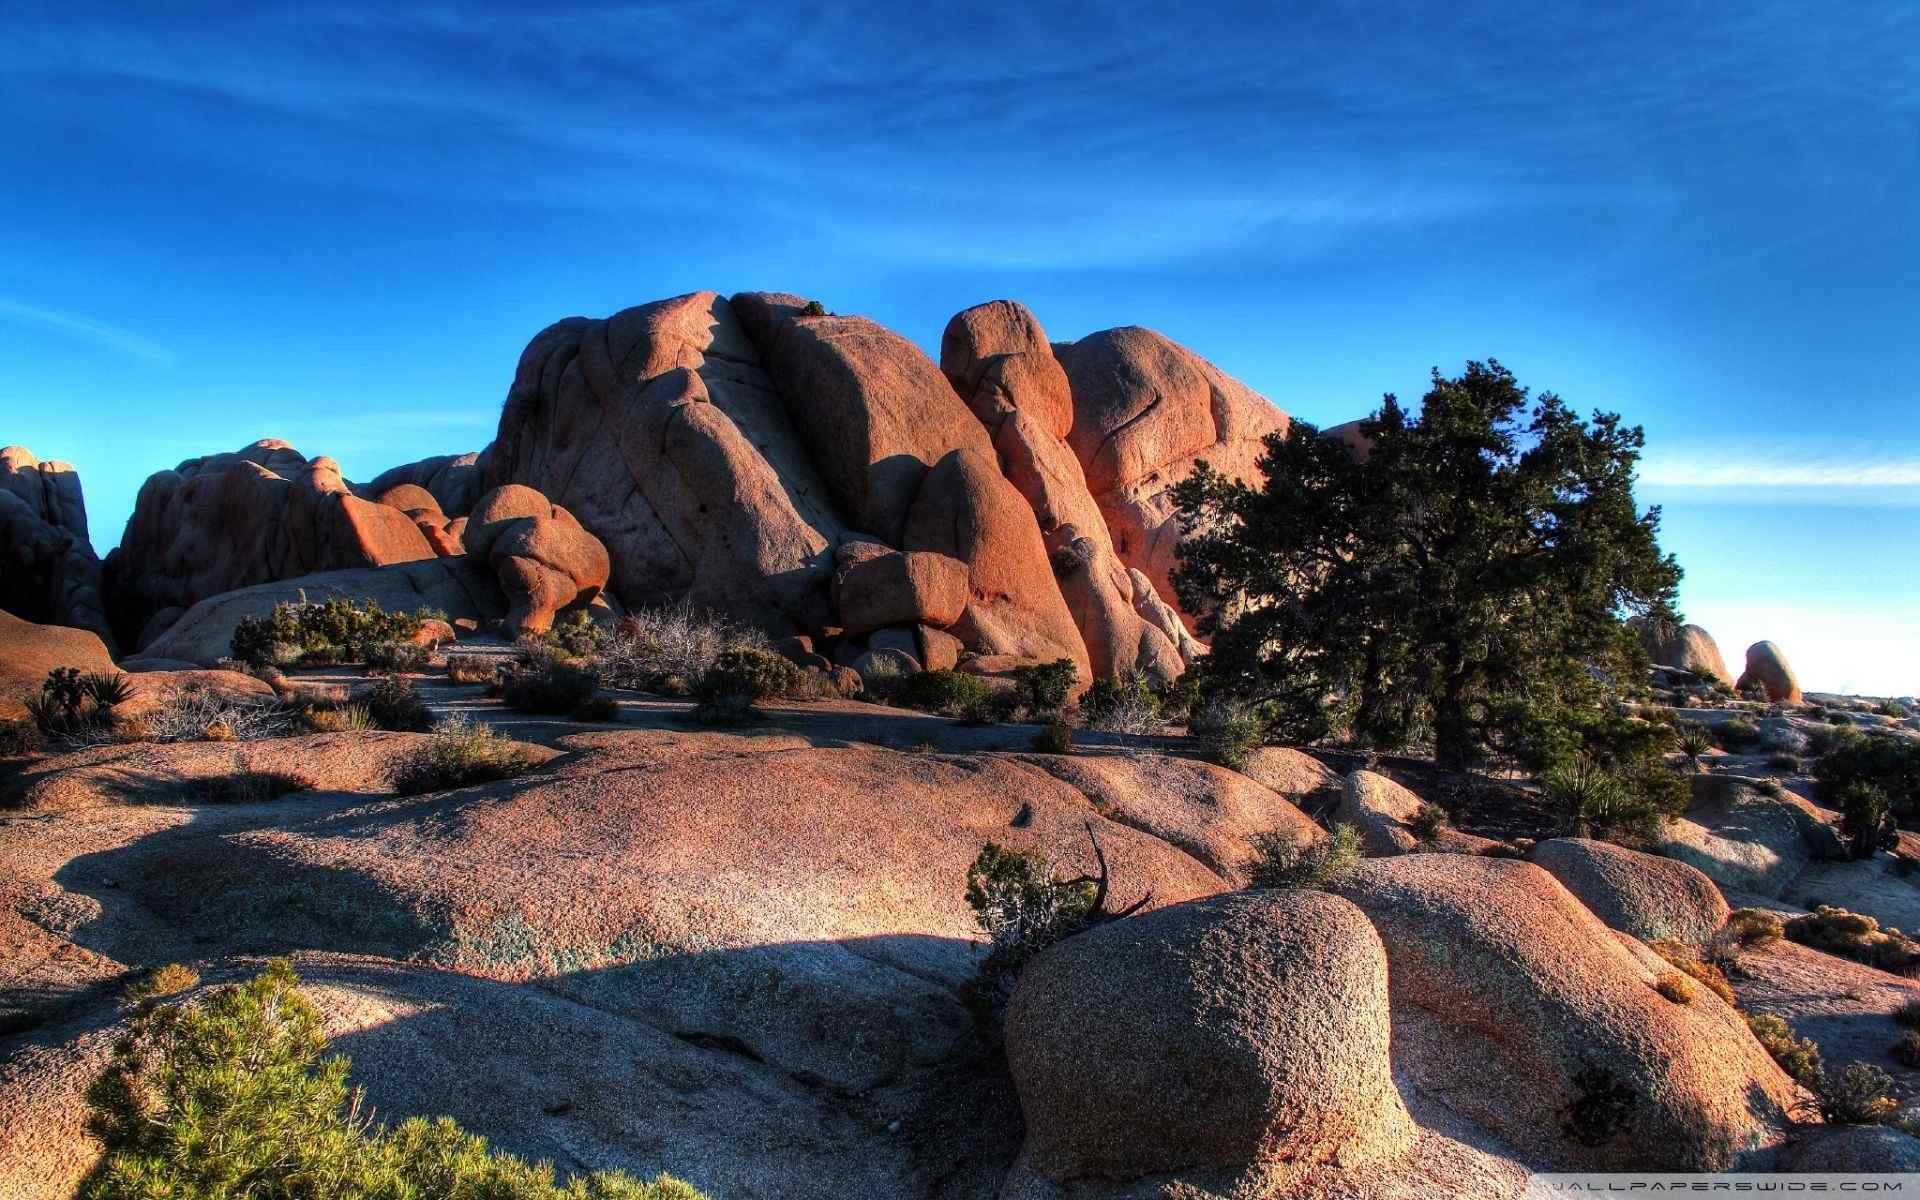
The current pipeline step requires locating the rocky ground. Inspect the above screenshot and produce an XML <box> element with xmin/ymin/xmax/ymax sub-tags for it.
<box><xmin>3</xmin><ymin>642</ymin><xmax>1919</xmax><ymax>1199</ymax></box>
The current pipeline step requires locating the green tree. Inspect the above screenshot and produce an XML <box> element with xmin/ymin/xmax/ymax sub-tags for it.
<box><xmin>1173</xmin><ymin>360</ymin><xmax>1681</xmax><ymax>768</ymax></box>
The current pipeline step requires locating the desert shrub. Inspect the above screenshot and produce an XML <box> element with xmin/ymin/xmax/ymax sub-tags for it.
<box><xmin>1838</xmin><ymin>780</ymin><xmax>1899</xmax><ymax>860</ymax></box>
<box><xmin>83</xmin><ymin>959</ymin><xmax>704</xmax><ymax>1200</ymax></box>
<box><xmin>230</xmin><ymin>598</ymin><xmax>426</xmax><ymax>666</ymax></box>
<box><xmin>1807</xmin><ymin>1061</ymin><xmax>1901</xmax><ymax>1125</ymax></box>
<box><xmin>1674</xmin><ymin>722</ymin><xmax>1714</xmax><ymax>765</ymax></box>
<box><xmin>1893</xmin><ymin>1031</ymin><xmax>1920</xmax><ymax>1068</ymax></box>
<box><xmin>897</xmin><ymin>669</ymin><xmax>994</xmax><ymax>716</ymax></box>
<box><xmin>1808</xmin><ymin>723</ymin><xmax>1865</xmax><ymax>756</ymax></box>
<box><xmin>1030</xmin><ymin>718</ymin><xmax>1074</xmax><ymax>754</ymax></box>
<box><xmin>800</xmin><ymin>298</ymin><xmax>829</xmax><ymax>316</ymax></box>
<box><xmin>957</xmin><ymin>688</ymin><xmax>1019</xmax><ymax>726</ymax></box>
<box><xmin>1785</xmin><ymin>905</ymin><xmax>1920</xmax><ymax>974</ymax></box>
<box><xmin>362</xmin><ymin>641</ymin><xmax>431</xmax><ymax>673</ymax></box>
<box><xmin>1753</xmin><ymin>776</ymin><xmax>1787</xmax><ymax>798</ymax></box>
<box><xmin>597</xmin><ymin>603</ymin><xmax>761</xmax><ymax>693</ymax></box>
<box><xmin>960</xmin><ymin>842</ymin><xmax>1096</xmax><ymax>1028</ymax></box>
<box><xmin>1816</xmin><ymin>735</ymin><xmax>1920</xmax><ymax>824</ymax></box>
<box><xmin>1407</xmin><ymin>802</ymin><xmax>1450</xmax><ymax>844</ymax></box>
<box><xmin>1895</xmin><ymin>999</ymin><xmax>1920</xmax><ymax>1029</ymax></box>
<box><xmin>142</xmin><ymin>685</ymin><xmax>296</xmax><ymax>743</ymax></box>
<box><xmin>692</xmin><ymin>647</ymin><xmax>803</xmax><ymax>711</ymax></box>
<box><xmin>446</xmin><ymin>654</ymin><xmax>499</xmax><ymax>685</ymax></box>
<box><xmin>1009</xmin><ymin>659</ymin><xmax>1077</xmax><ymax>717</ymax></box>
<box><xmin>1714</xmin><ymin>717</ymin><xmax>1761</xmax><ymax>750</ymax></box>
<box><xmin>544</xmin><ymin>609</ymin><xmax>606</xmax><ymax>657</ymax></box>
<box><xmin>503</xmin><ymin>662</ymin><xmax>602</xmax><ymax>716</ymax></box>
<box><xmin>301</xmin><ymin>702</ymin><xmax>374</xmax><ymax>734</ymax></box>
<box><xmin>573</xmin><ymin>695</ymin><xmax>620</xmax><ymax>723</ymax></box>
<box><xmin>1081</xmin><ymin>672</ymin><xmax>1164</xmax><ymax>735</ymax></box>
<box><xmin>1544</xmin><ymin>754</ymin><xmax>1667</xmax><ymax>845</ymax></box>
<box><xmin>362</xmin><ymin>675</ymin><xmax>433</xmax><ymax>732</ymax></box>
<box><xmin>1247</xmin><ymin>823</ymin><xmax>1362</xmax><ymax>890</ymax></box>
<box><xmin>1747</xmin><ymin>1013</ymin><xmax>1823</xmax><ymax>1086</ymax></box>
<box><xmin>1879</xmin><ymin>700</ymin><xmax>1913</xmax><ymax>720</ymax></box>
<box><xmin>1727</xmin><ymin>907</ymin><xmax>1784</xmax><ymax>948</ymax></box>
<box><xmin>1190</xmin><ymin>698</ymin><xmax>1265</xmax><ymax>770</ymax></box>
<box><xmin>1647</xmin><ymin>939</ymin><xmax>1736</xmax><ymax>1005</ymax></box>
<box><xmin>121</xmin><ymin>963</ymin><xmax>199</xmax><ymax>1008</ymax></box>
<box><xmin>393</xmin><ymin>717</ymin><xmax>542</xmax><ymax>796</ymax></box>
<box><xmin>26</xmin><ymin>667</ymin><xmax>131</xmax><ymax>743</ymax></box>
<box><xmin>188</xmin><ymin>770</ymin><xmax>315</xmax><ymax>804</ymax></box>
<box><xmin>1767</xmin><ymin>753</ymin><xmax>1801</xmax><ymax>772</ymax></box>
<box><xmin>1654</xmin><ymin>972</ymin><xmax>1694</xmax><ymax>1004</ymax></box>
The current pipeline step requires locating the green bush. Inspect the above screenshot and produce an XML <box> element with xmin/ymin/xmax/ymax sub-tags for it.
<box><xmin>84</xmin><ymin>959</ymin><xmax>704</xmax><ymax>1199</ymax></box>
<box><xmin>230</xmin><ymin>599</ymin><xmax>426</xmax><ymax>667</ymax></box>
<box><xmin>1746</xmin><ymin>1013</ymin><xmax>1822</xmax><ymax>1086</ymax></box>
<box><xmin>503</xmin><ymin>662</ymin><xmax>602</xmax><ymax>716</ymax></box>
<box><xmin>1785</xmin><ymin>905</ymin><xmax>1920</xmax><ymax>974</ymax></box>
<box><xmin>961</xmin><ymin>842</ymin><xmax>1095</xmax><ymax>1027</ymax></box>
<box><xmin>1838</xmin><ymin>780</ymin><xmax>1899</xmax><ymax>860</ymax></box>
<box><xmin>1674</xmin><ymin>722</ymin><xmax>1714</xmax><ymax>764</ymax></box>
<box><xmin>1808</xmin><ymin>723</ymin><xmax>1864</xmax><ymax>755</ymax></box>
<box><xmin>692</xmin><ymin>647</ymin><xmax>803</xmax><ymax>710</ymax></box>
<box><xmin>1727</xmin><ymin>906</ymin><xmax>1784</xmax><ymax>947</ymax></box>
<box><xmin>393</xmin><ymin>718</ymin><xmax>543</xmax><ymax>796</ymax></box>
<box><xmin>1406</xmin><ymin>802</ymin><xmax>1450</xmax><ymax>844</ymax></box>
<box><xmin>1714</xmin><ymin>717</ymin><xmax>1761</xmax><ymax>750</ymax></box>
<box><xmin>1030</xmin><ymin>718</ymin><xmax>1074</xmax><ymax>754</ymax></box>
<box><xmin>363</xmin><ymin>676</ymin><xmax>433</xmax><ymax>732</ymax></box>
<box><xmin>897</xmin><ymin>669</ymin><xmax>994</xmax><ymax>716</ymax></box>
<box><xmin>1544</xmin><ymin>755</ymin><xmax>1673</xmax><ymax>845</ymax></box>
<box><xmin>26</xmin><ymin>667</ymin><xmax>131</xmax><ymax>743</ymax></box>
<box><xmin>1189</xmin><ymin>698</ymin><xmax>1264</xmax><ymax>769</ymax></box>
<box><xmin>362</xmin><ymin>641</ymin><xmax>431</xmax><ymax>673</ymax></box>
<box><xmin>1816</xmin><ymin>735</ymin><xmax>1920</xmax><ymax>824</ymax></box>
<box><xmin>1080</xmin><ymin>672</ymin><xmax>1164</xmax><ymax>734</ymax></box>
<box><xmin>1807</xmin><ymin>1061</ymin><xmax>1900</xmax><ymax>1125</ymax></box>
<box><xmin>1008</xmin><ymin>659</ymin><xmax>1077</xmax><ymax>717</ymax></box>
<box><xmin>1247</xmin><ymin>823</ymin><xmax>1362</xmax><ymax>889</ymax></box>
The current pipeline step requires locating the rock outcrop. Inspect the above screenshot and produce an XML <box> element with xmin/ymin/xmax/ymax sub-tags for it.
<box><xmin>1004</xmin><ymin>890</ymin><xmax>1414</xmax><ymax>1195</ymax></box>
<box><xmin>462</xmin><ymin>485</ymin><xmax>611</xmax><ymax>636</ymax></box>
<box><xmin>1737</xmin><ymin>641</ymin><xmax>1803</xmax><ymax>704</ymax></box>
<box><xmin>1642</xmin><ymin>622</ymin><xmax>1734</xmax><ymax>688</ymax></box>
<box><xmin>0</xmin><ymin>610</ymin><xmax>116</xmax><ymax>721</ymax></box>
<box><xmin>1333</xmin><ymin>856</ymin><xmax>1798</xmax><ymax>1170</ymax></box>
<box><xmin>1055</xmin><ymin>326</ymin><xmax>1288</xmax><ymax>626</ymax></box>
<box><xmin>0</xmin><ymin>447</ymin><xmax>112</xmax><ymax>648</ymax></box>
<box><xmin>103</xmin><ymin>440</ymin><xmax>445</xmax><ymax>652</ymax></box>
<box><xmin>941</xmin><ymin>302</ymin><xmax>1193</xmax><ymax>682</ymax></box>
<box><xmin>1528</xmin><ymin>837</ymin><xmax>1730</xmax><ymax>947</ymax></box>
<box><xmin>1337</xmin><ymin>770</ymin><xmax>1498</xmax><ymax>856</ymax></box>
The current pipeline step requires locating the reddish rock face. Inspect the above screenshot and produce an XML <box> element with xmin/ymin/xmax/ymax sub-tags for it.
<box><xmin>0</xmin><ymin>446</ymin><xmax>113</xmax><ymax>648</ymax></box>
<box><xmin>466</xmin><ymin>485</ymin><xmax>611</xmax><ymax>636</ymax></box>
<box><xmin>1644</xmin><ymin>622</ymin><xmax>1735</xmax><ymax>688</ymax></box>
<box><xmin>1737</xmin><ymin>640</ymin><xmax>1803</xmax><ymax>703</ymax></box>
<box><xmin>1056</xmin><ymin>326</ymin><xmax>1289</xmax><ymax>625</ymax></box>
<box><xmin>103</xmin><ymin>440</ymin><xmax>439</xmax><ymax>652</ymax></box>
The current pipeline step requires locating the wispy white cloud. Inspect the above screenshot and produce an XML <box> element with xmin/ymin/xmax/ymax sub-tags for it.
<box><xmin>0</xmin><ymin>298</ymin><xmax>176</xmax><ymax>366</ymax></box>
<box><xmin>1641</xmin><ymin>452</ymin><xmax>1920</xmax><ymax>490</ymax></box>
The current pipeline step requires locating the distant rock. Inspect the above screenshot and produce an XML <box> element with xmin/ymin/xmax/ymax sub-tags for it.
<box><xmin>1737</xmin><ymin>641</ymin><xmax>1803</xmax><ymax>703</ymax></box>
<box><xmin>941</xmin><ymin>301</ymin><xmax>1191</xmax><ymax>682</ymax></box>
<box><xmin>102</xmin><ymin>440</ymin><xmax>443</xmax><ymax>652</ymax></box>
<box><xmin>463</xmin><ymin>485</ymin><xmax>611</xmax><ymax>636</ymax></box>
<box><xmin>0</xmin><ymin>446</ymin><xmax>113</xmax><ymax>648</ymax></box>
<box><xmin>1056</xmin><ymin>326</ymin><xmax>1288</xmax><ymax>625</ymax></box>
<box><xmin>0</xmin><ymin>610</ymin><xmax>115</xmax><ymax>721</ymax></box>
<box><xmin>1643</xmin><ymin>622</ymin><xmax>1734</xmax><ymax>689</ymax></box>
<box><xmin>1004</xmin><ymin>890</ymin><xmax>1414</xmax><ymax>1194</ymax></box>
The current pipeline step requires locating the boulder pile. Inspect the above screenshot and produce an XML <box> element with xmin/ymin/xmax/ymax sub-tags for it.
<box><xmin>0</xmin><ymin>447</ymin><xmax>112</xmax><ymax>648</ymax></box>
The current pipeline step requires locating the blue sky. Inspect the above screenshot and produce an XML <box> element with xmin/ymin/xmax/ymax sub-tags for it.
<box><xmin>2</xmin><ymin>2</ymin><xmax>1916</xmax><ymax>693</ymax></box>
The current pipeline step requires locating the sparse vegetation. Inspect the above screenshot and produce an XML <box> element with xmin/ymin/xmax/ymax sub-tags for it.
<box><xmin>1543</xmin><ymin>754</ymin><xmax>1670</xmax><ymax>845</ymax></box>
<box><xmin>1746</xmin><ymin>1013</ymin><xmax>1822</xmax><ymax>1086</ymax></box>
<box><xmin>1805</xmin><ymin>1061</ymin><xmax>1901</xmax><ymax>1126</ymax></box>
<box><xmin>1407</xmin><ymin>802</ymin><xmax>1450</xmax><ymax>845</ymax></box>
<box><xmin>503</xmin><ymin>661</ymin><xmax>603</xmax><ymax>717</ymax></box>
<box><xmin>301</xmin><ymin>702</ymin><xmax>374</xmax><ymax>733</ymax></box>
<box><xmin>187</xmin><ymin>770</ymin><xmax>315</xmax><ymax>804</ymax></box>
<box><xmin>1837</xmin><ymin>780</ymin><xmax>1899</xmax><ymax>860</ymax></box>
<box><xmin>1893</xmin><ymin>1031</ymin><xmax>1920</xmax><ymax>1068</ymax></box>
<box><xmin>141</xmin><ymin>684</ymin><xmax>296</xmax><ymax>743</ymax></box>
<box><xmin>362</xmin><ymin>640</ymin><xmax>431</xmax><ymax>673</ymax></box>
<box><xmin>1562</xmin><ymin>1064</ymin><xmax>1640</xmax><ymax>1147</ymax></box>
<box><xmin>121</xmin><ymin>963</ymin><xmax>199</xmax><ymax>1008</ymax></box>
<box><xmin>1674</xmin><ymin>722</ymin><xmax>1714</xmax><ymax>768</ymax></box>
<box><xmin>393</xmin><ymin>717</ymin><xmax>543</xmax><ymax>796</ymax></box>
<box><xmin>25</xmin><ymin>666</ymin><xmax>131</xmax><ymax>744</ymax></box>
<box><xmin>230</xmin><ymin>598</ymin><xmax>429</xmax><ymax>667</ymax></box>
<box><xmin>362</xmin><ymin>675</ymin><xmax>434</xmax><ymax>732</ymax></box>
<box><xmin>1785</xmin><ymin>905</ymin><xmax>1920</xmax><ymax>974</ymax></box>
<box><xmin>1031</xmin><ymin>718</ymin><xmax>1074</xmax><ymax>754</ymax></box>
<box><xmin>0</xmin><ymin>717</ymin><xmax>40</xmax><ymax>756</ymax></box>
<box><xmin>597</xmin><ymin>603</ymin><xmax>765</xmax><ymax>694</ymax></box>
<box><xmin>1247</xmin><ymin>823</ymin><xmax>1362</xmax><ymax>890</ymax></box>
<box><xmin>897</xmin><ymin>669</ymin><xmax>996</xmax><ymax>717</ymax></box>
<box><xmin>1080</xmin><ymin>672</ymin><xmax>1164</xmax><ymax>734</ymax></box>
<box><xmin>1189</xmin><ymin>698</ymin><xmax>1264</xmax><ymax>770</ymax></box>
<box><xmin>1816</xmin><ymin>736</ymin><xmax>1920</xmax><ymax>826</ymax></box>
<box><xmin>84</xmin><ymin>959</ymin><xmax>705</xmax><ymax>1199</ymax></box>
<box><xmin>1008</xmin><ymin>658</ymin><xmax>1077</xmax><ymax>718</ymax></box>
<box><xmin>1894</xmin><ymin>999</ymin><xmax>1920</xmax><ymax>1029</ymax></box>
<box><xmin>1653</xmin><ymin>972</ymin><xmax>1694</xmax><ymax>1004</ymax></box>
<box><xmin>1713</xmin><ymin>717</ymin><xmax>1761</xmax><ymax>750</ymax></box>
<box><xmin>1648</xmin><ymin>939</ymin><xmax>1736</xmax><ymax>1005</ymax></box>
<box><xmin>446</xmin><ymin>654</ymin><xmax>499</xmax><ymax>685</ymax></box>
<box><xmin>691</xmin><ymin>646</ymin><xmax>805</xmax><ymax>721</ymax></box>
<box><xmin>1727</xmin><ymin>907</ymin><xmax>1785</xmax><ymax>948</ymax></box>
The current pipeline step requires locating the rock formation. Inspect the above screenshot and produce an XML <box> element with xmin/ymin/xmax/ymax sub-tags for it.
<box><xmin>462</xmin><ymin>484</ymin><xmax>611</xmax><ymax>636</ymax></box>
<box><xmin>0</xmin><ymin>610</ymin><xmax>115</xmax><ymax>721</ymax></box>
<box><xmin>102</xmin><ymin>440</ymin><xmax>446</xmax><ymax>652</ymax></box>
<box><xmin>1528</xmin><ymin>837</ymin><xmax>1730</xmax><ymax>947</ymax></box>
<box><xmin>1643</xmin><ymin>622</ymin><xmax>1734</xmax><ymax>688</ymax></box>
<box><xmin>1737</xmin><ymin>640</ymin><xmax>1803</xmax><ymax>703</ymax></box>
<box><xmin>0</xmin><ymin>447</ymin><xmax>112</xmax><ymax>648</ymax></box>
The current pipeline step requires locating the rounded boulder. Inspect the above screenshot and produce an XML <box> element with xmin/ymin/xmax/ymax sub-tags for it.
<box><xmin>1005</xmin><ymin>889</ymin><xmax>1414</xmax><ymax>1191</ymax></box>
<box><xmin>1529</xmin><ymin>837</ymin><xmax>1730</xmax><ymax>947</ymax></box>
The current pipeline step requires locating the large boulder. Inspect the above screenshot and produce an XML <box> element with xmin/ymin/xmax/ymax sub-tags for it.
<box><xmin>1332</xmin><ymin>855</ymin><xmax>1799</xmax><ymax>1170</ymax></box>
<box><xmin>0</xmin><ymin>610</ymin><xmax>115</xmax><ymax>721</ymax></box>
<box><xmin>1737</xmin><ymin>641</ymin><xmax>1803</xmax><ymax>704</ymax></box>
<box><xmin>940</xmin><ymin>302</ymin><xmax>1191</xmax><ymax>683</ymax></box>
<box><xmin>1642</xmin><ymin>622</ymin><xmax>1734</xmax><ymax>689</ymax></box>
<box><xmin>736</xmin><ymin>293</ymin><xmax>1086</xmax><ymax>675</ymax></box>
<box><xmin>1004</xmin><ymin>890</ymin><xmax>1414</xmax><ymax>1194</ymax></box>
<box><xmin>483</xmin><ymin>293</ymin><xmax>842</xmax><ymax>635</ymax></box>
<box><xmin>1055</xmin><ymin>327</ymin><xmax>1288</xmax><ymax>626</ymax></box>
<box><xmin>830</xmin><ymin>542</ymin><xmax>968</xmax><ymax>635</ymax></box>
<box><xmin>137</xmin><ymin>558</ymin><xmax>507</xmax><ymax>666</ymax></box>
<box><xmin>1528</xmin><ymin>837</ymin><xmax>1730</xmax><ymax>947</ymax></box>
<box><xmin>103</xmin><ymin>440</ymin><xmax>440</xmax><ymax>651</ymax></box>
<box><xmin>1653</xmin><ymin>776</ymin><xmax>1810</xmax><ymax>898</ymax></box>
<box><xmin>1338</xmin><ymin>770</ymin><xmax>1498</xmax><ymax>856</ymax></box>
<box><xmin>363</xmin><ymin>450</ymin><xmax>488</xmax><ymax>519</ymax></box>
<box><xmin>464</xmin><ymin>485</ymin><xmax>611</xmax><ymax>636</ymax></box>
<box><xmin>0</xmin><ymin>446</ymin><xmax>112</xmax><ymax>648</ymax></box>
